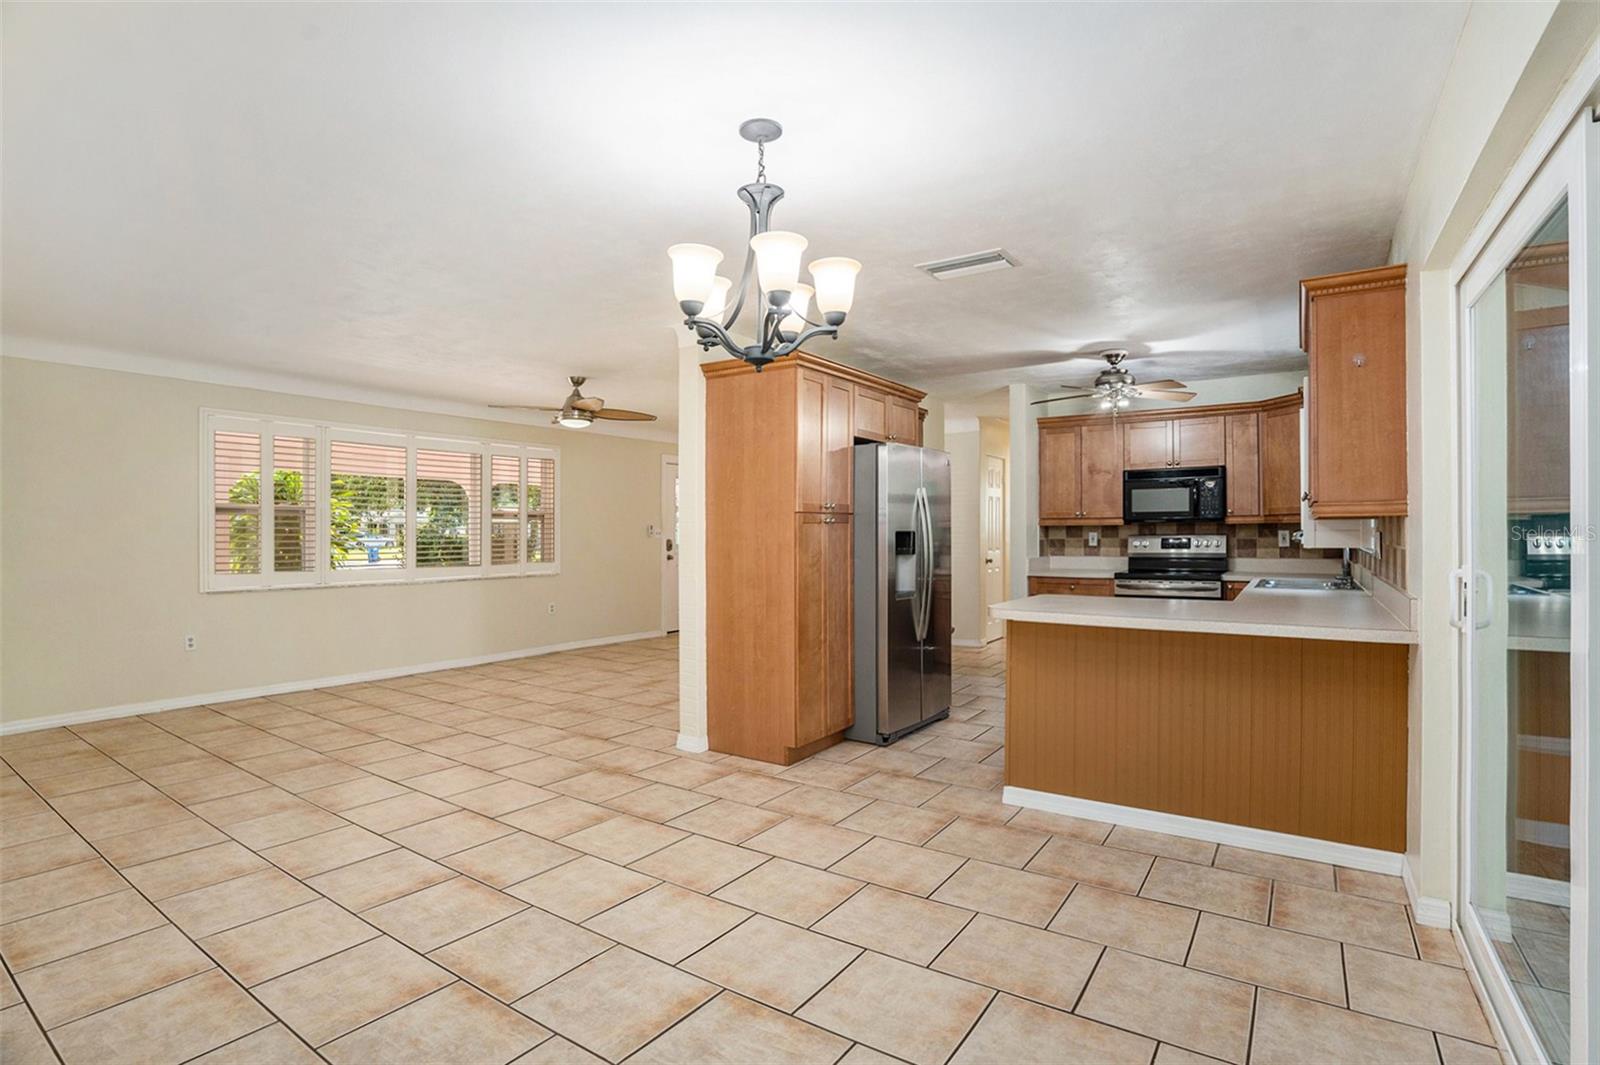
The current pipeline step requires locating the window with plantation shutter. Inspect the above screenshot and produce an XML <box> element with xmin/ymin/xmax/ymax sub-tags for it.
<box><xmin>528</xmin><ymin>455</ymin><xmax>556</xmax><ymax>564</ymax></box>
<box><xmin>272</xmin><ymin>435</ymin><xmax>316</xmax><ymax>574</ymax></box>
<box><xmin>329</xmin><ymin>438</ymin><xmax>407</xmax><ymax>573</ymax></box>
<box><xmin>490</xmin><ymin>454</ymin><xmax>521</xmax><ymax>566</ymax></box>
<box><xmin>202</xmin><ymin>411</ymin><xmax>559</xmax><ymax>591</ymax></box>
<box><xmin>212</xmin><ymin>430</ymin><xmax>262</xmax><ymax>576</ymax></box>
<box><xmin>416</xmin><ymin>447</ymin><xmax>481</xmax><ymax>568</ymax></box>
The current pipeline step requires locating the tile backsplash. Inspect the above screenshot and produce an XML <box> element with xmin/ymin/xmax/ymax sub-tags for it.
<box><xmin>1361</xmin><ymin>515</ymin><xmax>1407</xmax><ymax>589</ymax></box>
<box><xmin>1039</xmin><ymin>523</ymin><xmax>1344</xmax><ymax>561</ymax></box>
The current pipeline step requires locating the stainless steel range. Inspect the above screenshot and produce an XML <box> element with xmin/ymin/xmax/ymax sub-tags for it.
<box><xmin>1114</xmin><ymin>535</ymin><xmax>1228</xmax><ymax>599</ymax></box>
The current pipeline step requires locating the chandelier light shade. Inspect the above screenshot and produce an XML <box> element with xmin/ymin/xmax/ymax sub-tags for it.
<box><xmin>668</xmin><ymin>243</ymin><xmax>724</xmax><ymax>311</ymax></box>
<box><xmin>778</xmin><ymin>283</ymin><xmax>813</xmax><ymax>341</ymax></box>
<box><xmin>669</xmin><ymin>118</ymin><xmax>860</xmax><ymax>370</ymax></box>
<box><xmin>808</xmin><ymin>257</ymin><xmax>861</xmax><ymax>322</ymax></box>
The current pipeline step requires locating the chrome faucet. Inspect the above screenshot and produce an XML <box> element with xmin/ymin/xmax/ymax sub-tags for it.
<box><xmin>1329</xmin><ymin>548</ymin><xmax>1358</xmax><ymax>590</ymax></box>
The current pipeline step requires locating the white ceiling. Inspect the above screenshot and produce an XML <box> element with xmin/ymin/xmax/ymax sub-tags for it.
<box><xmin>2</xmin><ymin>3</ymin><xmax>1468</xmax><ymax>434</ymax></box>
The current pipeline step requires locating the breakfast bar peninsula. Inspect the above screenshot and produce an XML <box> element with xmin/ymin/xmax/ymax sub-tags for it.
<box><xmin>990</xmin><ymin>582</ymin><xmax>1417</xmax><ymax>859</ymax></box>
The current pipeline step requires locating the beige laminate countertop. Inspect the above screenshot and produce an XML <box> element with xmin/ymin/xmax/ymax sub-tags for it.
<box><xmin>991</xmin><ymin>580</ymin><xmax>1417</xmax><ymax>645</ymax></box>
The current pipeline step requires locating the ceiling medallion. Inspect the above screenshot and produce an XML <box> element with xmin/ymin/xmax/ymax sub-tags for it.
<box><xmin>668</xmin><ymin>119</ymin><xmax>860</xmax><ymax>371</ymax></box>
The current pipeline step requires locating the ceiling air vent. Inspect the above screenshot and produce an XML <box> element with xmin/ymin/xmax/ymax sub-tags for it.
<box><xmin>915</xmin><ymin>248</ymin><xmax>1017</xmax><ymax>280</ymax></box>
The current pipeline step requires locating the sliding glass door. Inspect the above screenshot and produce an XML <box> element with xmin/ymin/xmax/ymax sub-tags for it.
<box><xmin>1459</xmin><ymin>112</ymin><xmax>1594</xmax><ymax>1065</ymax></box>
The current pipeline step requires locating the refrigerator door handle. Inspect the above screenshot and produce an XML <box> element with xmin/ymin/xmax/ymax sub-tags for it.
<box><xmin>915</xmin><ymin>485</ymin><xmax>934</xmax><ymax>644</ymax></box>
<box><xmin>910</xmin><ymin>487</ymin><xmax>927</xmax><ymax>644</ymax></box>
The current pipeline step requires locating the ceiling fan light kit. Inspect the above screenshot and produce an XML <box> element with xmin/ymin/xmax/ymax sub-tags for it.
<box><xmin>489</xmin><ymin>376</ymin><xmax>658</xmax><ymax>428</ymax></box>
<box><xmin>668</xmin><ymin>119</ymin><xmax>860</xmax><ymax>371</ymax></box>
<box><xmin>1031</xmin><ymin>349</ymin><xmax>1198</xmax><ymax>416</ymax></box>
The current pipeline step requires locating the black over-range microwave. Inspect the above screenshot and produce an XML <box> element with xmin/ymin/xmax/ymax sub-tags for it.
<box><xmin>1123</xmin><ymin>467</ymin><xmax>1226</xmax><ymax>523</ymax></box>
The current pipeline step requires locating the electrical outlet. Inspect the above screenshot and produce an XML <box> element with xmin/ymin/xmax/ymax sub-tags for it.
<box><xmin>1278</xmin><ymin>530</ymin><xmax>1291</xmax><ymax>548</ymax></box>
<box><xmin>547</xmin><ymin>603</ymin><xmax>556</xmax><ymax>615</ymax></box>
<box><xmin>183</xmin><ymin>635</ymin><xmax>197</xmax><ymax>652</ymax></box>
<box><xmin>1086</xmin><ymin>530</ymin><xmax>1100</xmax><ymax>548</ymax></box>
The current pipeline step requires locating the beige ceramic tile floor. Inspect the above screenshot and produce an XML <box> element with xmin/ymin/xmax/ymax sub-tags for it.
<box><xmin>0</xmin><ymin>637</ymin><xmax>1502</xmax><ymax>1064</ymax></box>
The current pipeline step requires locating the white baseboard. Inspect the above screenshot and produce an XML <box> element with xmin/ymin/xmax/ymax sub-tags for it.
<box><xmin>1003</xmin><ymin>785</ymin><xmax>1405</xmax><ymax>876</ymax></box>
<box><xmin>0</xmin><ymin>630</ymin><xmax>667</xmax><ymax>736</ymax></box>
<box><xmin>675</xmin><ymin>733</ymin><xmax>709</xmax><ymax>754</ymax></box>
<box><xmin>1403</xmin><ymin>856</ymin><xmax>1453</xmax><ymax>928</ymax></box>
<box><xmin>952</xmin><ymin>638</ymin><xmax>987</xmax><ymax>649</ymax></box>
<box><xmin>1506</xmin><ymin>872</ymin><xmax>1571</xmax><ymax>908</ymax></box>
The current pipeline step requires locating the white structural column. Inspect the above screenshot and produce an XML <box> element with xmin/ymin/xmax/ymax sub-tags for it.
<box><xmin>675</xmin><ymin>329</ymin><xmax>713</xmax><ymax>752</ymax></box>
<box><xmin>1006</xmin><ymin>383</ymin><xmax>1038</xmax><ymax>600</ymax></box>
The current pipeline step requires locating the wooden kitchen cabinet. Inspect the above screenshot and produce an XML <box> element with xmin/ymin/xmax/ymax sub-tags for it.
<box><xmin>1079</xmin><ymin>422</ymin><xmax>1122</xmax><ymax>520</ymax></box>
<box><xmin>1224</xmin><ymin>413</ymin><xmax>1262</xmax><ymax>522</ymax></box>
<box><xmin>795</xmin><ymin>370</ymin><xmax>854</xmax><ymax>514</ymax></box>
<box><xmin>887</xmin><ymin>395</ymin><xmax>921</xmax><ymax>444</ymax></box>
<box><xmin>1122</xmin><ymin>416</ymin><xmax>1222</xmax><ymax>469</ymax></box>
<box><xmin>1223</xmin><ymin>580</ymin><xmax>1250</xmax><ymax>601</ymax></box>
<box><xmin>854</xmin><ymin>385</ymin><xmax>887</xmax><ymax>442</ymax></box>
<box><xmin>703</xmin><ymin>351</ymin><xmax>926</xmax><ymax>764</ymax></box>
<box><xmin>1260</xmin><ymin>399</ymin><xmax>1302</xmax><ymax>521</ymax></box>
<box><xmin>1028</xmin><ymin>576</ymin><xmax>1114</xmax><ymax>596</ymax></box>
<box><xmin>795</xmin><ymin>513</ymin><xmax>853</xmax><ymax>747</ymax></box>
<box><xmin>1040</xmin><ymin>391</ymin><xmax>1302</xmax><ymax>528</ymax></box>
<box><xmin>1038</xmin><ymin>426</ymin><xmax>1082</xmax><ymax>523</ymax></box>
<box><xmin>1123</xmin><ymin>420</ymin><xmax>1172</xmax><ymax>470</ymax></box>
<box><xmin>1039</xmin><ymin>422</ymin><xmax>1121</xmax><ymax>524</ymax></box>
<box><xmin>1302</xmin><ymin>264</ymin><xmax>1408</xmax><ymax>517</ymax></box>
<box><xmin>1174</xmin><ymin>416</ymin><xmax>1224</xmax><ymax>466</ymax></box>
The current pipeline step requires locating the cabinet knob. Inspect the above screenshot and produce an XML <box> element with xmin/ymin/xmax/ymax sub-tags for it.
<box><xmin>1301</xmin><ymin>491</ymin><xmax>1310</xmax><ymax>502</ymax></box>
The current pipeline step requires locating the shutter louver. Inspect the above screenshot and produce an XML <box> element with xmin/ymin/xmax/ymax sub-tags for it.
<box><xmin>490</xmin><ymin>455</ymin><xmax>521</xmax><ymax>565</ymax></box>
<box><xmin>417</xmin><ymin>448</ymin><xmax>482</xmax><ymax>568</ymax></box>
<box><xmin>329</xmin><ymin>439</ymin><xmax>407</xmax><ymax>570</ymax></box>
<box><xmin>212</xmin><ymin>430</ymin><xmax>262</xmax><ymax>575</ymax></box>
<box><xmin>528</xmin><ymin>456</ymin><xmax>556</xmax><ymax>564</ymax></box>
<box><xmin>273</xmin><ymin>435</ymin><xmax>316</xmax><ymax>573</ymax></box>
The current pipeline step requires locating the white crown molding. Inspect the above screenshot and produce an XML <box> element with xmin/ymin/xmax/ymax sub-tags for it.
<box><xmin>0</xmin><ymin>334</ymin><xmax>678</xmax><ymax>444</ymax></box>
<box><xmin>0</xmin><ymin>629</ymin><xmax>666</xmax><ymax>735</ymax></box>
<box><xmin>1002</xmin><ymin>785</ymin><xmax>1408</xmax><ymax>877</ymax></box>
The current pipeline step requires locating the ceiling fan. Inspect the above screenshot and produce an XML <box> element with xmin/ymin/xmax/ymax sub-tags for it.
<box><xmin>490</xmin><ymin>376</ymin><xmax>658</xmax><ymax>429</ymax></box>
<box><xmin>1030</xmin><ymin>350</ymin><xmax>1196</xmax><ymax>413</ymax></box>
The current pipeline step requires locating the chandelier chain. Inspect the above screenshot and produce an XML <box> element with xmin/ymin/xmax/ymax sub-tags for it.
<box><xmin>756</xmin><ymin>139</ymin><xmax>766</xmax><ymax>184</ymax></box>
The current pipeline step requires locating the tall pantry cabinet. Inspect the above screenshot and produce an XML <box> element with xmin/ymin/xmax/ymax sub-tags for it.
<box><xmin>702</xmin><ymin>352</ymin><xmax>926</xmax><ymax>764</ymax></box>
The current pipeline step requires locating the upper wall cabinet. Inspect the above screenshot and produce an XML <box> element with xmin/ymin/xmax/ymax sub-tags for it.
<box><xmin>1040</xmin><ymin>392</ymin><xmax>1300</xmax><ymax>526</ymax></box>
<box><xmin>1301</xmin><ymin>264</ymin><xmax>1408</xmax><ymax>517</ymax></box>
<box><xmin>1122</xmin><ymin>416</ymin><xmax>1224</xmax><ymax>469</ymax></box>
<box><xmin>1039</xmin><ymin>421</ymin><xmax>1122</xmax><ymax>523</ymax></box>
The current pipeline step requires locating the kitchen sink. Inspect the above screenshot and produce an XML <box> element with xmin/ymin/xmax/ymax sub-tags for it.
<box><xmin>1253</xmin><ymin>577</ymin><xmax>1363</xmax><ymax>592</ymax></box>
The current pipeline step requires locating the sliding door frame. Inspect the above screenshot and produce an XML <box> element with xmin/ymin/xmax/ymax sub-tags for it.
<box><xmin>1454</xmin><ymin>105</ymin><xmax>1596</xmax><ymax>1065</ymax></box>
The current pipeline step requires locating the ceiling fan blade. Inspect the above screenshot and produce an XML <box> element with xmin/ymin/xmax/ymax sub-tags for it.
<box><xmin>1135</xmin><ymin>379</ymin><xmax>1189</xmax><ymax>391</ymax></box>
<box><xmin>489</xmin><ymin>404</ymin><xmax>564</xmax><ymax>411</ymax></box>
<box><xmin>592</xmin><ymin>408</ymin><xmax>658</xmax><ymax>422</ymax></box>
<box><xmin>1139</xmin><ymin>389</ymin><xmax>1198</xmax><ymax>402</ymax></box>
<box><xmin>571</xmin><ymin>396</ymin><xmax>605</xmax><ymax>412</ymax></box>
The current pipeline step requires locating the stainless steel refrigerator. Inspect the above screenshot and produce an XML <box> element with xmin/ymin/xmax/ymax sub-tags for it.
<box><xmin>848</xmin><ymin>442</ymin><xmax>952</xmax><ymax>745</ymax></box>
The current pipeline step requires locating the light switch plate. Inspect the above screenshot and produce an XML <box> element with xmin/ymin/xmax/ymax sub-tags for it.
<box><xmin>1087</xmin><ymin>530</ymin><xmax>1100</xmax><ymax>547</ymax></box>
<box><xmin>1278</xmin><ymin>530</ymin><xmax>1291</xmax><ymax>548</ymax></box>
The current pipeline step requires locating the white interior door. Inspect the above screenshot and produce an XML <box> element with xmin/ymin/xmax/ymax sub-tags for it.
<box><xmin>1457</xmin><ymin>111</ymin><xmax>1593</xmax><ymax>1065</ymax></box>
<box><xmin>982</xmin><ymin>454</ymin><xmax>1006</xmax><ymax>642</ymax></box>
<box><xmin>661</xmin><ymin>457</ymin><xmax>679</xmax><ymax>634</ymax></box>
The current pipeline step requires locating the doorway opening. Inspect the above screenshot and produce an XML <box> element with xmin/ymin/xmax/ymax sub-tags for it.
<box><xmin>661</xmin><ymin>456</ymin><xmax>679</xmax><ymax>634</ymax></box>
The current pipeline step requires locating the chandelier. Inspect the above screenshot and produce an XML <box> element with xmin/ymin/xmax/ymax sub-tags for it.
<box><xmin>668</xmin><ymin>119</ymin><xmax>861</xmax><ymax>371</ymax></box>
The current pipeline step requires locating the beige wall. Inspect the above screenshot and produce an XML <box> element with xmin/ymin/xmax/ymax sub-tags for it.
<box><xmin>0</xmin><ymin>356</ymin><xmax>676</xmax><ymax>727</ymax></box>
<box><xmin>1387</xmin><ymin>0</ymin><xmax>1596</xmax><ymax>913</ymax></box>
